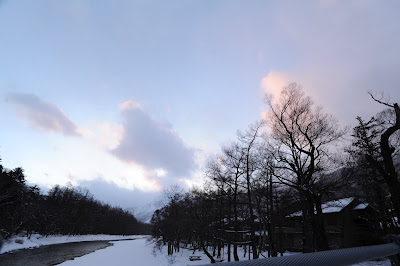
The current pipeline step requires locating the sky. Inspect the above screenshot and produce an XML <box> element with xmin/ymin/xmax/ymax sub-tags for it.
<box><xmin>1</xmin><ymin>0</ymin><xmax>400</xmax><ymax>211</ymax></box>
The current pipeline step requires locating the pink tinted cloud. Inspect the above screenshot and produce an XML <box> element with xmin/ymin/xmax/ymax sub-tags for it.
<box><xmin>260</xmin><ymin>71</ymin><xmax>288</xmax><ymax>102</ymax></box>
<box><xmin>6</xmin><ymin>93</ymin><xmax>80</xmax><ymax>136</ymax></box>
<box><xmin>118</xmin><ymin>99</ymin><xmax>142</xmax><ymax>110</ymax></box>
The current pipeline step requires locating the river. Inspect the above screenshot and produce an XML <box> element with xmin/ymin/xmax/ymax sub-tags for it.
<box><xmin>0</xmin><ymin>240</ymin><xmax>112</xmax><ymax>266</ymax></box>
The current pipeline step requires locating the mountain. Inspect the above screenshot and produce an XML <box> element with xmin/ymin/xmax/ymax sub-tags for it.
<box><xmin>127</xmin><ymin>203</ymin><xmax>157</xmax><ymax>224</ymax></box>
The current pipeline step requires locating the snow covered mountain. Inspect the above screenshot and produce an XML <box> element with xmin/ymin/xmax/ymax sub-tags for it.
<box><xmin>127</xmin><ymin>203</ymin><xmax>157</xmax><ymax>224</ymax></box>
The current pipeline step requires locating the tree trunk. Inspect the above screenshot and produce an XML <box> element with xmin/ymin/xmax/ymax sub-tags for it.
<box><xmin>276</xmin><ymin>195</ymin><xmax>284</xmax><ymax>256</ymax></box>
<box><xmin>233</xmin><ymin>189</ymin><xmax>239</xmax><ymax>261</ymax></box>
<box><xmin>306</xmin><ymin>192</ymin><xmax>317</xmax><ymax>252</ymax></box>
<box><xmin>246</xmin><ymin>167</ymin><xmax>258</xmax><ymax>259</ymax></box>
<box><xmin>227</xmin><ymin>243</ymin><xmax>231</xmax><ymax>262</ymax></box>
<box><xmin>233</xmin><ymin>244</ymin><xmax>239</xmax><ymax>261</ymax></box>
<box><xmin>268</xmin><ymin>176</ymin><xmax>276</xmax><ymax>256</ymax></box>
<box><xmin>201</xmin><ymin>242</ymin><xmax>216</xmax><ymax>264</ymax></box>
<box><xmin>300</xmin><ymin>192</ymin><xmax>313</xmax><ymax>252</ymax></box>
<box><xmin>168</xmin><ymin>241</ymin><xmax>173</xmax><ymax>255</ymax></box>
<box><xmin>380</xmin><ymin>103</ymin><xmax>400</xmax><ymax>221</ymax></box>
<box><xmin>314</xmin><ymin>194</ymin><xmax>329</xmax><ymax>250</ymax></box>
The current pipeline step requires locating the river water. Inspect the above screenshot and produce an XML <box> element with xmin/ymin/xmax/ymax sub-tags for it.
<box><xmin>0</xmin><ymin>240</ymin><xmax>112</xmax><ymax>266</ymax></box>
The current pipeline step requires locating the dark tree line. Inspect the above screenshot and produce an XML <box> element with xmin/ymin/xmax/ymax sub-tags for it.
<box><xmin>151</xmin><ymin>84</ymin><xmax>400</xmax><ymax>263</ymax></box>
<box><xmin>0</xmin><ymin>161</ymin><xmax>150</xmax><ymax>240</ymax></box>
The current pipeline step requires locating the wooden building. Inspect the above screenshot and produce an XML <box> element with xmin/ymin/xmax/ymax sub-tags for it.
<box><xmin>280</xmin><ymin>198</ymin><xmax>381</xmax><ymax>251</ymax></box>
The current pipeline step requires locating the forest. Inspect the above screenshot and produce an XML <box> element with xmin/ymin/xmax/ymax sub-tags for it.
<box><xmin>150</xmin><ymin>83</ymin><xmax>400</xmax><ymax>263</ymax></box>
<box><xmin>0</xmin><ymin>163</ymin><xmax>151</xmax><ymax>240</ymax></box>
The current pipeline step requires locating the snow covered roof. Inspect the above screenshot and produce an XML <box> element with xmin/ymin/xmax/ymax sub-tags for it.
<box><xmin>287</xmin><ymin>210</ymin><xmax>302</xmax><ymax>217</ymax></box>
<box><xmin>287</xmin><ymin>197</ymin><xmax>355</xmax><ymax>217</ymax></box>
<box><xmin>322</xmin><ymin>198</ymin><xmax>354</xmax><ymax>213</ymax></box>
<box><xmin>353</xmin><ymin>203</ymin><xmax>368</xmax><ymax>210</ymax></box>
<box><xmin>244</xmin><ymin>230</ymin><xmax>268</xmax><ymax>236</ymax></box>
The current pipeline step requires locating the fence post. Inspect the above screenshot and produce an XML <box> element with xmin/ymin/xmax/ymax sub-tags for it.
<box><xmin>388</xmin><ymin>235</ymin><xmax>400</xmax><ymax>266</ymax></box>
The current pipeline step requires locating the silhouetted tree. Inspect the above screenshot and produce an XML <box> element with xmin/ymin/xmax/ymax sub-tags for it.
<box><xmin>264</xmin><ymin>83</ymin><xmax>346</xmax><ymax>251</ymax></box>
<box><xmin>349</xmin><ymin>93</ymin><xmax>400</xmax><ymax>229</ymax></box>
<box><xmin>0</xmin><ymin>157</ymin><xmax>148</xmax><ymax>239</ymax></box>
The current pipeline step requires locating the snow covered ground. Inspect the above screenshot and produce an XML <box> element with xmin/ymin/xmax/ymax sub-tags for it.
<box><xmin>353</xmin><ymin>261</ymin><xmax>390</xmax><ymax>266</ymax></box>
<box><xmin>60</xmin><ymin>238</ymin><xmax>208</xmax><ymax>266</ymax></box>
<box><xmin>58</xmin><ymin>238</ymin><xmax>391</xmax><ymax>266</ymax></box>
<box><xmin>1</xmin><ymin>234</ymin><xmax>391</xmax><ymax>265</ymax></box>
<box><xmin>0</xmin><ymin>233</ymin><xmax>147</xmax><ymax>254</ymax></box>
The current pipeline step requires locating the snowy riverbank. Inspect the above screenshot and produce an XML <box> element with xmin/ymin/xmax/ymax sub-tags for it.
<box><xmin>59</xmin><ymin>238</ymin><xmax>390</xmax><ymax>266</ymax></box>
<box><xmin>0</xmin><ymin>234</ymin><xmax>148</xmax><ymax>254</ymax></box>
<box><xmin>60</xmin><ymin>238</ymin><xmax>215</xmax><ymax>266</ymax></box>
<box><xmin>1</xmin><ymin>235</ymin><xmax>391</xmax><ymax>265</ymax></box>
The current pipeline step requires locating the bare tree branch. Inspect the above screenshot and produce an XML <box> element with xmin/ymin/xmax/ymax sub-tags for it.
<box><xmin>368</xmin><ymin>91</ymin><xmax>394</xmax><ymax>108</ymax></box>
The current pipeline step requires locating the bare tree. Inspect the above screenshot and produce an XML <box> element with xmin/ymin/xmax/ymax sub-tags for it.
<box><xmin>206</xmin><ymin>141</ymin><xmax>246</xmax><ymax>261</ymax></box>
<box><xmin>255</xmin><ymin>142</ymin><xmax>279</xmax><ymax>257</ymax></box>
<box><xmin>237</xmin><ymin>121</ymin><xmax>264</xmax><ymax>259</ymax></box>
<box><xmin>264</xmin><ymin>83</ymin><xmax>346</xmax><ymax>251</ymax></box>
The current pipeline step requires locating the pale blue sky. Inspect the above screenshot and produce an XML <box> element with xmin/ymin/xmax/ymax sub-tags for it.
<box><xmin>1</xmin><ymin>0</ymin><xmax>400</xmax><ymax>209</ymax></box>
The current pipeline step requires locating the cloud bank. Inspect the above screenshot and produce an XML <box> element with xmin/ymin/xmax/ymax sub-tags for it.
<box><xmin>6</xmin><ymin>93</ymin><xmax>79</xmax><ymax>136</ymax></box>
<box><xmin>77</xmin><ymin>178</ymin><xmax>160</xmax><ymax>210</ymax></box>
<box><xmin>262</xmin><ymin>1</ymin><xmax>400</xmax><ymax>124</ymax></box>
<box><xmin>112</xmin><ymin>99</ymin><xmax>196</xmax><ymax>178</ymax></box>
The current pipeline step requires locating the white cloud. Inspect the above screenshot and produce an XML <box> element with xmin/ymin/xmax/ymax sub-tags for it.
<box><xmin>24</xmin><ymin>136</ymin><xmax>163</xmax><ymax>192</ymax></box>
<box><xmin>20</xmin><ymin>97</ymin><xmax>200</xmax><ymax>194</ymax></box>
<box><xmin>96</xmin><ymin>122</ymin><xmax>124</xmax><ymax>150</ymax></box>
<box><xmin>155</xmin><ymin>168</ymin><xmax>167</xmax><ymax>177</ymax></box>
<box><xmin>112</xmin><ymin>99</ymin><xmax>197</xmax><ymax>179</ymax></box>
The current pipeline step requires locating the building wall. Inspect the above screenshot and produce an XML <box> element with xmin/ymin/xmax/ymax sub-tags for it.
<box><xmin>278</xmin><ymin>206</ymin><xmax>381</xmax><ymax>251</ymax></box>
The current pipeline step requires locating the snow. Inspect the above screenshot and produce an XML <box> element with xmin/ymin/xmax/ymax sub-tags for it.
<box><xmin>354</xmin><ymin>203</ymin><xmax>369</xmax><ymax>210</ymax></box>
<box><xmin>287</xmin><ymin>197</ymin><xmax>355</xmax><ymax>217</ymax></box>
<box><xmin>287</xmin><ymin>210</ymin><xmax>303</xmax><ymax>217</ymax></box>
<box><xmin>352</xmin><ymin>260</ymin><xmax>391</xmax><ymax>266</ymax></box>
<box><xmin>0</xmin><ymin>233</ymin><xmax>146</xmax><ymax>254</ymax></box>
<box><xmin>57</xmin><ymin>238</ymin><xmax>302</xmax><ymax>266</ymax></box>
<box><xmin>59</xmin><ymin>238</ymin><xmax>214</xmax><ymax>266</ymax></box>
<box><xmin>57</xmin><ymin>238</ymin><xmax>390</xmax><ymax>266</ymax></box>
<box><xmin>322</xmin><ymin>197</ymin><xmax>354</xmax><ymax>213</ymax></box>
<box><xmin>2</xmin><ymin>235</ymin><xmax>390</xmax><ymax>266</ymax></box>
<box><xmin>224</xmin><ymin>230</ymin><xmax>250</xmax><ymax>233</ymax></box>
